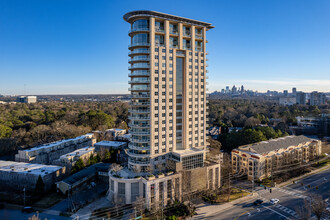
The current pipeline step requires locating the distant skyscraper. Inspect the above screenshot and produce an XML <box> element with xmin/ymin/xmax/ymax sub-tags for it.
<box><xmin>296</xmin><ymin>92</ymin><xmax>306</xmax><ymax>105</ymax></box>
<box><xmin>232</xmin><ymin>85</ymin><xmax>237</xmax><ymax>94</ymax></box>
<box><xmin>226</xmin><ymin>86</ymin><xmax>230</xmax><ymax>94</ymax></box>
<box><xmin>283</xmin><ymin>90</ymin><xmax>288</xmax><ymax>96</ymax></box>
<box><xmin>241</xmin><ymin>85</ymin><xmax>244</xmax><ymax>94</ymax></box>
<box><xmin>310</xmin><ymin>92</ymin><xmax>326</xmax><ymax>105</ymax></box>
<box><xmin>292</xmin><ymin>87</ymin><xmax>297</xmax><ymax>96</ymax></box>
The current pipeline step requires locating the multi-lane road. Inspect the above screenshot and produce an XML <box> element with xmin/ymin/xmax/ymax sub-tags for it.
<box><xmin>204</xmin><ymin>168</ymin><xmax>330</xmax><ymax>220</ymax></box>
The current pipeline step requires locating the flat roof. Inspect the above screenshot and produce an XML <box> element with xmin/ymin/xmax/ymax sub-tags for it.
<box><xmin>0</xmin><ymin>160</ymin><xmax>63</xmax><ymax>176</ymax></box>
<box><xmin>94</xmin><ymin>141</ymin><xmax>126</xmax><ymax>147</ymax></box>
<box><xmin>238</xmin><ymin>135</ymin><xmax>314</xmax><ymax>154</ymax></box>
<box><xmin>23</xmin><ymin>134</ymin><xmax>92</xmax><ymax>153</ymax></box>
<box><xmin>59</xmin><ymin>147</ymin><xmax>94</xmax><ymax>159</ymax></box>
<box><xmin>172</xmin><ymin>148</ymin><xmax>205</xmax><ymax>157</ymax></box>
<box><xmin>60</xmin><ymin>163</ymin><xmax>109</xmax><ymax>185</ymax></box>
<box><xmin>123</xmin><ymin>10</ymin><xmax>214</xmax><ymax>29</ymax></box>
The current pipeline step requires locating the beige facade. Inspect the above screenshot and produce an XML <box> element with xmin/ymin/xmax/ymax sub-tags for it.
<box><xmin>126</xmin><ymin>10</ymin><xmax>212</xmax><ymax>172</ymax></box>
<box><xmin>231</xmin><ymin>135</ymin><xmax>322</xmax><ymax>181</ymax></box>
<box><xmin>108</xmin><ymin>10</ymin><xmax>220</xmax><ymax>210</ymax></box>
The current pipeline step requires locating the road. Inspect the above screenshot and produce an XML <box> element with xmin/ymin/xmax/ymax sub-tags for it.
<box><xmin>205</xmin><ymin>168</ymin><xmax>330</xmax><ymax>220</ymax></box>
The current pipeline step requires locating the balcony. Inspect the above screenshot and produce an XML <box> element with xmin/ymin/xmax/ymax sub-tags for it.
<box><xmin>129</xmin><ymin>71</ymin><xmax>150</xmax><ymax>77</ymax></box>
<box><xmin>128</xmin><ymin>158</ymin><xmax>150</xmax><ymax>165</ymax></box>
<box><xmin>129</xmin><ymin>27</ymin><xmax>150</xmax><ymax>35</ymax></box>
<box><xmin>129</xmin><ymin>79</ymin><xmax>150</xmax><ymax>84</ymax></box>
<box><xmin>155</xmin><ymin>28</ymin><xmax>165</xmax><ymax>33</ymax></box>
<box><xmin>129</xmin><ymin>49</ymin><xmax>150</xmax><ymax>56</ymax></box>
<box><xmin>170</xmin><ymin>44</ymin><xmax>178</xmax><ymax>49</ymax></box>
<box><xmin>129</xmin><ymin>109</ymin><xmax>150</xmax><ymax>113</ymax></box>
<box><xmin>131</xmin><ymin>131</ymin><xmax>150</xmax><ymax>136</ymax></box>
<box><xmin>131</xmin><ymin>94</ymin><xmax>150</xmax><ymax>99</ymax></box>
<box><xmin>128</xmin><ymin>115</ymin><xmax>150</xmax><ymax>120</ymax></box>
<box><xmin>195</xmin><ymin>47</ymin><xmax>203</xmax><ymax>52</ymax></box>
<box><xmin>170</xmin><ymin>30</ymin><xmax>178</xmax><ymax>35</ymax></box>
<box><xmin>130</xmin><ymin>101</ymin><xmax>150</xmax><ymax>106</ymax></box>
<box><xmin>129</xmin><ymin>123</ymin><xmax>150</xmax><ymax>128</ymax></box>
<box><xmin>183</xmin><ymin>32</ymin><xmax>191</xmax><ymax>37</ymax></box>
<box><xmin>129</xmin><ymin>63</ymin><xmax>150</xmax><ymax>70</ymax></box>
<box><xmin>183</xmin><ymin>46</ymin><xmax>191</xmax><ymax>50</ymax></box>
<box><xmin>129</xmin><ymin>57</ymin><xmax>150</xmax><ymax>63</ymax></box>
<box><xmin>127</xmin><ymin>150</ymin><xmax>150</xmax><ymax>158</ymax></box>
<box><xmin>130</xmin><ymin>138</ymin><xmax>150</xmax><ymax>144</ymax></box>
<box><xmin>128</xmin><ymin>86</ymin><xmax>150</xmax><ymax>91</ymax></box>
<box><xmin>195</xmin><ymin>34</ymin><xmax>203</xmax><ymax>39</ymax></box>
<box><xmin>129</xmin><ymin>143</ymin><xmax>150</xmax><ymax>150</ymax></box>
<box><xmin>129</xmin><ymin>42</ymin><xmax>150</xmax><ymax>49</ymax></box>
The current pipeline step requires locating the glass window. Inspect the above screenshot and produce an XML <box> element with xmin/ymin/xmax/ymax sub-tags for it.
<box><xmin>132</xmin><ymin>33</ymin><xmax>149</xmax><ymax>45</ymax></box>
<box><xmin>155</xmin><ymin>35</ymin><xmax>164</xmax><ymax>46</ymax></box>
<box><xmin>132</xmin><ymin>19</ymin><xmax>149</xmax><ymax>31</ymax></box>
<box><xmin>170</xmin><ymin>37</ymin><xmax>178</xmax><ymax>48</ymax></box>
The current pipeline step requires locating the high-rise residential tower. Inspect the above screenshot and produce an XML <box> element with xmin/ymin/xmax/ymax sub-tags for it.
<box><xmin>109</xmin><ymin>10</ymin><xmax>220</xmax><ymax>209</ymax></box>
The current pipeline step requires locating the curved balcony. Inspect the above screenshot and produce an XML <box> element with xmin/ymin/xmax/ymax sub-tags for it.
<box><xmin>131</xmin><ymin>94</ymin><xmax>150</xmax><ymax>99</ymax></box>
<box><xmin>128</xmin><ymin>86</ymin><xmax>150</xmax><ymax>92</ymax></box>
<box><xmin>130</xmin><ymin>131</ymin><xmax>150</xmax><ymax>135</ymax></box>
<box><xmin>129</xmin><ymin>70</ymin><xmax>150</xmax><ymax>77</ymax></box>
<box><xmin>129</xmin><ymin>123</ymin><xmax>150</xmax><ymax>128</ymax></box>
<box><xmin>129</xmin><ymin>49</ymin><xmax>150</xmax><ymax>56</ymax></box>
<box><xmin>129</xmin><ymin>63</ymin><xmax>150</xmax><ymax>70</ymax></box>
<box><xmin>129</xmin><ymin>79</ymin><xmax>150</xmax><ymax>84</ymax></box>
<box><xmin>130</xmin><ymin>101</ymin><xmax>150</xmax><ymax>106</ymax></box>
<box><xmin>128</xmin><ymin>158</ymin><xmax>150</xmax><ymax>165</ymax></box>
<box><xmin>195</xmin><ymin>34</ymin><xmax>203</xmax><ymax>40</ymax></box>
<box><xmin>129</xmin><ymin>27</ymin><xmax>150</xmax><ymax>35</ymax></box>
<box><xmin>131</xmin><ymin>138</ymin><xmax>150</xmax><ymax>144</ymax></box>
<box><xmin>129</xmin><ymin>57</ymin><xmax>150</xmax><ymax>63</ymax></box>
<box><xmin>126</xmin><ymin>149</ymin><xmax>150</xmax><ymax>158</ymax></box>
<box><xmin>129</xmin><ymin>109</ymin><xmax>150</xmax><ymax>114</ymax></box>
<box><xmin>129</xmin><ymin>42</ymin><xmax>150</xmax><ymax>49</ymax></box>
<box><xmin>129</xmin><ymin>143</ymin><xmax>150</xmax><ymax>150</ymax></box>
<box><xmin>128</xmin><ymin>115</ymin><xmax>150</xmax><ymax>121</ymax></box>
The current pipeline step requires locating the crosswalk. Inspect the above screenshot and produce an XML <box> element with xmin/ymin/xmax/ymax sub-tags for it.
<box><xmin>274</xmin><ymin>204</ymin><xmax>298</xmax><ymax>218</ymax></box>
<box><xmin>275</xmin><ymin>187</ymin><xmax>308</xmax><ymax>199</ymax></box>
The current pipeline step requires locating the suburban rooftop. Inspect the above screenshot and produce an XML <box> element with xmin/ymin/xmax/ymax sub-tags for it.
<box><xmin>0</xmin><ymin>160</ymin><xmax>63</xmax><ymax>176</ymax></box>
<box><xmin>238</xmin><ymin>135</ymin><xmax>314</xmax><ymax>154</ymax></box>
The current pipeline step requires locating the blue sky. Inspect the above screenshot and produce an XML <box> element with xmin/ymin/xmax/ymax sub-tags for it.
<box><xmin>0</xmin><ymin>0</ymin><xmax>329</xmax><ymax>95</ymax></box>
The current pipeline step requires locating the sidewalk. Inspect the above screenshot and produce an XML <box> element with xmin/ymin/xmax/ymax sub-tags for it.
<box><xmin>192</xmin><ymin>193</ymin><xmax>258</xmax><ymax>219</ymax></box>
<box><xmin>277</xmin><ymin>163</ymin><xmax>330</xmax><ymax>188</ymax></box>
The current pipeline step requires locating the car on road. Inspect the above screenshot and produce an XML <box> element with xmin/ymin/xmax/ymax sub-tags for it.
<box><xmin>253</xmin><ymin>199</ymin><xmax>264</xmax><ymax>206</ymax></box>
<box><xmin>22</xmin><ymin>207</ymin><xmax>35</xmax><ymax>213</ymax></box>
<box><xmin>270</xmin><ymin>198</ymin><xmax>279</xmax><ymax>204</ymax></box>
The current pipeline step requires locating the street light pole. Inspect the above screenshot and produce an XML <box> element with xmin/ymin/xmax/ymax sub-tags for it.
<box><xmin>23</xmin><ymin>187</ymin><xmax>26</xmax><ymax>207</ymax></box>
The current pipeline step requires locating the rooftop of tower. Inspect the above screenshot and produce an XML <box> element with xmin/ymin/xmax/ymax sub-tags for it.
<box><xmin>123</xmin><ymin>10</ymin><xmax>214</xmax><ymax>29</ymax></box>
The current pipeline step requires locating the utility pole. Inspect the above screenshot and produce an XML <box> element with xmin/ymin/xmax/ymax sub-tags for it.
<box><xmin>23</xmin><ymin>187</ymin><xmax>26</xmax><ymax>207</ymax></box>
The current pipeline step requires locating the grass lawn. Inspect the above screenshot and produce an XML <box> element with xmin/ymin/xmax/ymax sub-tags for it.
<box><xmin>216</xmin><ymin>188</ymin><xmax>250</xmax><ymax>203</ymax></box>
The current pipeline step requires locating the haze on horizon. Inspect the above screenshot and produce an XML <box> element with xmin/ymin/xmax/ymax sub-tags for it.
<box><xmin>0</xmin><ymin>0</ymin><xmax>329</xmax><ymax>95</ymax></box>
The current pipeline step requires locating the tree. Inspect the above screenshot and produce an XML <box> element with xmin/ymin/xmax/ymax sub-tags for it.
<box><xmin>295</xmin><ymin>199</ymin><xmax>311</xmax><ymax>220</ymax></box>
<box><xmin>71</xmin><ymin>158</ymin><xmax>85</xmax><ymax>173</ymax></box>
<box><xmin>0</xmin><ymin>124</ymin><xmax>12</xmax><ymax>138</ymax></box>
<box><xmin>310</xmin><ymin>195</ymin><xmax>327</xmax><ymax>220</ymax></box>
<box><xmin>110</xmin><ymin>163</ymin><xmax>123</xmax><ymax>175</ymax></box>
<box><xmin>35</xmin><ymin>175</ymin><xmax>45</xmax><ymax>194</ymax></box>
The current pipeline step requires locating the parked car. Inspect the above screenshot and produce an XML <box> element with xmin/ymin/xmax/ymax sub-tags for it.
<box><xmin>253</xmin><ymin>199</ymin><xmax>264</xmax><ymax>206</ymax></box>
<box><xmin>270</xmin><ymin>198</ymin><xmax>279</xmax><ymax>204</ymax></box>
<box><xmin>22</xmin><ymin>207</ymin><xmax>35</xmax><ymax>213</ymax></box>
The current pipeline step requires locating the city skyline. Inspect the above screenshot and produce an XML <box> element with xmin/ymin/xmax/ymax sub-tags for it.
<box><xmin>1</xmin><ymin>0</ymin><xmax>330</xmax><ymax>95</ymax></box>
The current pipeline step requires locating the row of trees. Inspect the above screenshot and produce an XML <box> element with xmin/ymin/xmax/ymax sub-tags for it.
<box><xmin>0</xmin><ymin>102</ymin><xmax>129</xmax><ymax>156</ymax></box>
<box><xmin>208</xmin><ymin>99</ymin><xmax>328</xmax><ymax>128</ymax></box>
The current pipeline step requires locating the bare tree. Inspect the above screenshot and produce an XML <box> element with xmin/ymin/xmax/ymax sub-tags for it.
<box><xmin>295</xmin><ymin>199</ymin><xmax>311</xmax><ymax>220</ymax></box>
<box><xmin>110</xmin><ymin>163</ymin><xmax>122</xmax><ymax>175</ymax></box>
<box><xmin>310</xmin><ymin>194</ymin><xmax>327</xmax><ymax>220</ymax></box>
<box><xmin>222</xmin><ymin>153</ymin><xmax>232</xmax><ymax>201</ymax></box>
<box><xmin>132</xmin><ymin>196</ymin><xmax>145</xmax><ymax>217</ymax></box>
<box><xmin>132</xmin><ymin>165</ymin><xmax>141</xmax><ymax>173</ymax></box>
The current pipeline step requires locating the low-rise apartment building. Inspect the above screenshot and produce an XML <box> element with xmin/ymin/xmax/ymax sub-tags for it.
<box><xmin>15</xmin><ymin>133</ymin><xmax>95</xmax><ymax>164</ymax></box>
<box><xmin>0</xmin><ymin>160</ymin><xmax>66</xmax><ymax>192</ymax></box>
<box><xmin>53</xmin><ymin>147</ymin><xmax>95</xmax><ymax>168</ymax></box>
<box><xmin>231</xmin><ymin>135</ymin><xmax>322</xmax><ymax>181</ymax></box>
